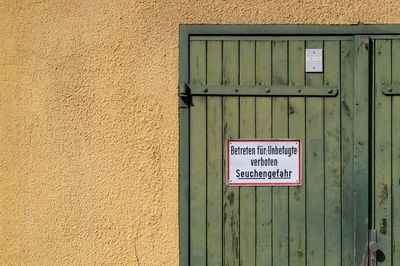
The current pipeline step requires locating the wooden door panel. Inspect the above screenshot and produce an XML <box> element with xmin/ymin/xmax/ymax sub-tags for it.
<box><xmin>188</xmin><ymin>37</ymin><xmax>355</xmax><ymax>266</ymax></box>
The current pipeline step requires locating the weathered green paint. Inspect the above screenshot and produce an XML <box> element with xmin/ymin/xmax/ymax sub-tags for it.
<box><xmin>222</xmin><ymin>41</ymin><xmax>240</xmax><ymax>266</ymax></box>
<box><xmin>238</xmin><ymin>40</ymin><xmax>256</xmax><ymax>265</ymax></box>
<box><xmin>189</xmin><ymin>41</ymin><xmax>207</xmax><ymax>266</ymax></box>
<box><xmin>323</xmin><ymin>40</ymin><xmax>341</xmax><ymax>266</ymax></box>
<box><xmin>271</xmin><ymin>40</ymin><xmax>289</xmax><ymax>266</ymax></box>
<box><xmin>353</xmin><ymin>36</ymin><xmax>370</xmax><ymax>265</ymax></box>
<box><xmin>178</xmin><ymin>24</ymin><xmax>190</xmax><ymax>266</ymax></box>
<box><xmin>178</xmin><ymin>98</ymin><xmax>189</xmax><ymax>266</ymax></box>
<box><xmin>374</xmin><ymin>39</ymin><xmax>392</xmax><ymax>266</ymax></box>
<box><xmin>340</xmin><ymin>40</ymin><xmax>355</xmax><ymax>266</ymax></box>
<box><xmin>184</xmin><ymin>37</ymin><xmax>361</xmax><ymax>266</ymax></box>
<box><xmin>392</xmin><ymin>39</ymin><xmax>400</xmax><ymax>266</ymax></box>
<box><xmin>206</xmin><ymin>40</ymin><xmax>223</xmax><ymax>266</ymax></box>
<box><xmin>305</xmin><ymin>40</ymin><xmax>325</xmax><ymax>266</ymax></box>
<box><xmin>288</xmin><ymin>40</ymin><xmax>306</xmax><ymax>266</ymax></box>
<box><xmin>254</xmin><ymin>40</ymin><xmax>273</xmax><ymax>265</ymax></box>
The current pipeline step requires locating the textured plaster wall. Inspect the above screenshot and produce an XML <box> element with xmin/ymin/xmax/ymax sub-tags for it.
<box><xmin>1</xmin><ymin>0</ymin><xmax>399</xmax><ymax>265</ymax></box>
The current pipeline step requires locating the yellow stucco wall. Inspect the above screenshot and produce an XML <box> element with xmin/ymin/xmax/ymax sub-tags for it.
<box><xmin>1</xmin><ymin>1</ymin><xmax>400</xmax><ymax>265</ymax></box>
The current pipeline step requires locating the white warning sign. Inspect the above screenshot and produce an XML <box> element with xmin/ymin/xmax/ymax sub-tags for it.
<box><xmin>227</xmin><ymin>139</ymin><xmax>301</xmax><ymax>186</ymax></box>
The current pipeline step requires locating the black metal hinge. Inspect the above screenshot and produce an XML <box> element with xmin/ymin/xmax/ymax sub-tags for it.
<box><xmin>180</xmin><ymin>84</ymin><xmax>338</xmax><ymax>97</ymax></box>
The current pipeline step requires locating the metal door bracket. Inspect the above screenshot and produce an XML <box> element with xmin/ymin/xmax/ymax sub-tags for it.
<box><xmin>185</xmin><ymin>84</ymin><xmax>338</xmax><ymax>97</ymax></box>
<box><xmin>369</xmin><ymin>229</ymin><xmax>379</xmax><ymax>266</ymax></box>
<box><xmin>381</xmin><ymin>83</ymin><xmax>400</xmax><ymax>95</ymax></box>
<box><xmin>179</xmin><ymin>83</ymin><xmax>189</xmax><ymax>97</ymax></box>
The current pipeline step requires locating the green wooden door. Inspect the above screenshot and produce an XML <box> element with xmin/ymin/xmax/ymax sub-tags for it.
<box><xmin>371</xmin><ymin>36</ymin><xmax>400</xmax><ymax>265</ymax></box>
<box><xmin>181</xmin><ymin>34</ymin><xmax>400</xmax><ymax>265</ymax></box>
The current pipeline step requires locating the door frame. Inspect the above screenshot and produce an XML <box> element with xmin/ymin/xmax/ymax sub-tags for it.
<box><xmin>179</xmin><ymin>25</ymin><xmax>400</xmax><ymax>266</ymax></box>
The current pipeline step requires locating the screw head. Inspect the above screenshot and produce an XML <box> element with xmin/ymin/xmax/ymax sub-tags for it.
<box><xmin>202</xmin><ymin>87</ymin><xmax>208</xmax><ymax>93</ymax></box>
<box><xmin>388</xmin><ymin>87</ymin><xmax>393</xmax><ymax>92</ymax></box>
<box><xmin>328</xmin><ymin>88</ymin><xmax>333</xmax><ymax>94</ymax></box>
<box><xmin>369</xmin><ymin>242</ymin><xmax>379</xmax><ymax>252</ymax></box>
<box><xmin>265</xmin><ymin>88</ymin><xmax>271</xmax><ymax>93</ymax></box>
<box><xmin>298</xmin><ymin>89</ymin><xmax>302</xmax><ymax>93</ymax></box>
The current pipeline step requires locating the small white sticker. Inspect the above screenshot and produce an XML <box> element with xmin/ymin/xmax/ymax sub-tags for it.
<box><xmin>227</xmin><ymin>139</ymin><xmax>302</xmax><ymax>186</ymax></box>
<box><xmin>306</xmin><ymin>49</ymin><xmax>323</xmax><ymax>72</ymax></box>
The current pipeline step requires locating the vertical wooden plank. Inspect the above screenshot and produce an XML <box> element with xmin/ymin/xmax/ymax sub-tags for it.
<box><xmin>238</xmin><ymin>40</ymin><xmax>256</xmax><ymax>266</ymax></box>
<box><xmin>374</xmin><ymin>39</ymin><xmax>392</xmax><ymax>266</ymax></box>
<box><xmin>305</xmin><ymin>40</ymin><xmax>325</xmax><ymax>266</ymax></box>
<box><xmin>179</xmin><ymin>99</ymin><xmax>190</xmax><ymax>266</ymax></box>
<box><xmin>179</xmin><ymin>31</ymin><xmax>190</xmax><ymax>266</ymax></box>
<box><xmin>392</xmin><ymin>39</ymin><xmax>400</xmax><ymax>266</ymax></box>
<box><xmin>288</xmin><ymin>40</ymin><xmax>306</xmax><ymax>266</ymax></box>
<box><xmin>340</xmin><ymin>40</ymin><xmax>355</xmax><ymax>266</ymax></box>
<box><xmin>353</xmin><ymin>36</ymin><xmax>370</xmax><ymax>265</ymax></box>
<box><xmin>255</xmin><ymin>40</ymin><xmax>273</xmax><ymax>266</ymax></box>
<box><xmin>323</xmin><ymin>41</ymin><xmax>341</xmax><ymax>266</ymax></box>
<box><xmin>272</xmin><ymin>40</ymin><xmax>289</xmax><ymax>266</ymax></box>
<box><xmin>206</xmin><ymin>41</ymin><xmax>223</xmax><ymax>266</ymax></box>
<box><xmin>222</xmin><ymin>41</ymin><xmax>240</xmax><ymax>266</ymax></box>
<box><xmin>189</xmin><ymin>40</ymin><xmax>207</xmax><ymax>266</ymax></box>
